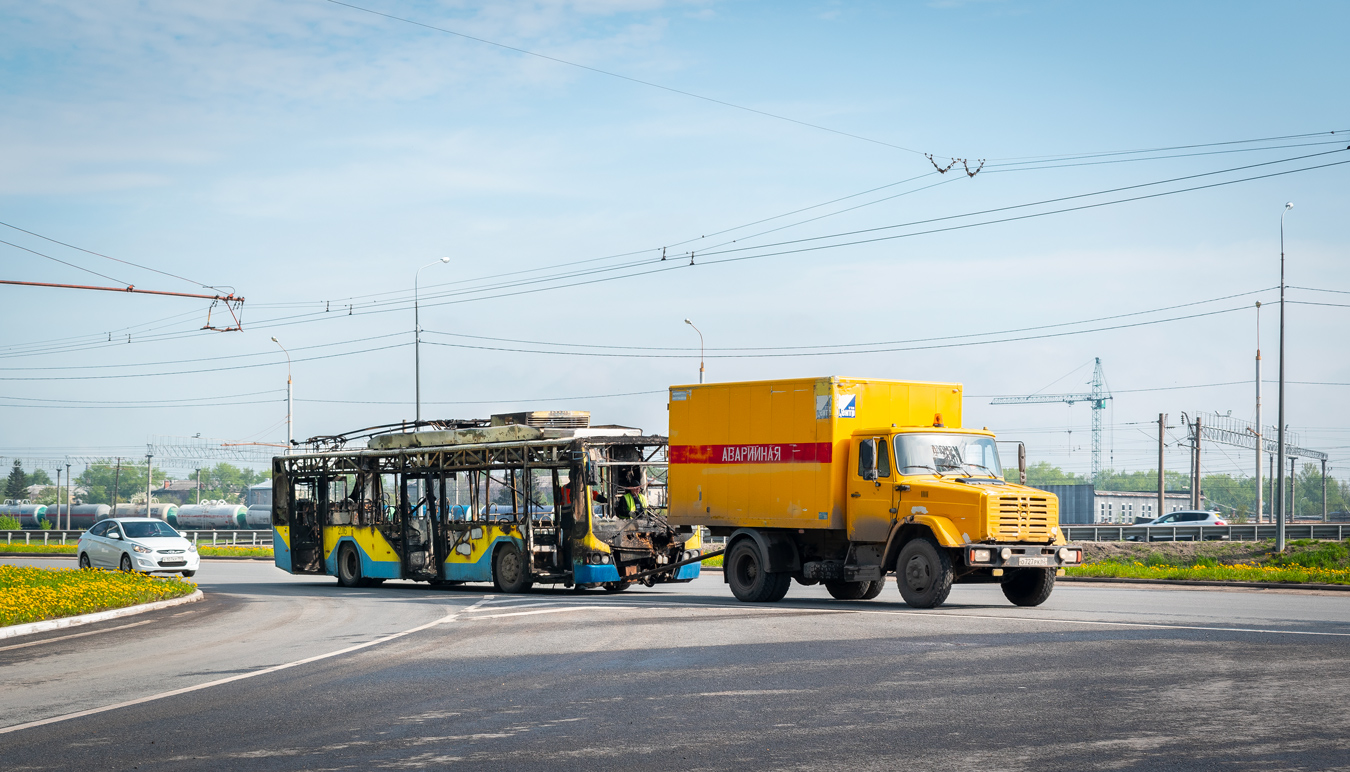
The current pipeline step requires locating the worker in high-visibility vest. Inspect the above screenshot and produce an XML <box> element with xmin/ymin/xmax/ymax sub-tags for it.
<box><xmin>615</xmin><ymin>486</ymin><xmax>647</xmax><ymax>519</ymax></box>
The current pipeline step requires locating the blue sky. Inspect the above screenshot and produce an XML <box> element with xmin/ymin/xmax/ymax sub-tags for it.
<box><xmin>1</xmin><ymin>0</ymin><xmax>1348</xmax><ymax>482</ymax></box>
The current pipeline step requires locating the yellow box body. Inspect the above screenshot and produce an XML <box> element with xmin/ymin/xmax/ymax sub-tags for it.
<box><xmin>667</xmin><ymin>376</ymin><xmax>965</xmax><ymax>532</ymax></box>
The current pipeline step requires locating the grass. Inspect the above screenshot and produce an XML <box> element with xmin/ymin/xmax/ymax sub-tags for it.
<box><xmin>0</xmin><ymin>565</ymin><xmax>197</xmax><ymax>627</ymax></box>
<box><xmin>1066</xmin><ymin>560</ymin><xmax>1350</xmax><ymax>585</ymax></box>
<box><xmin>701</xmin><ymin>554</ymin><xmax>723</xmax><ymax>568</ymax></box>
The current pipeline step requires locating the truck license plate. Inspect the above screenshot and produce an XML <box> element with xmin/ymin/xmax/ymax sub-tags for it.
<box><xmin>1018</xmin><ymin>556</ymin><xmax>1049</xmax><ymax>567</ymax></box>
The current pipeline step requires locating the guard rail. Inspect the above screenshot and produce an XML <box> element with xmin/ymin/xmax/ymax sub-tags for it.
<box><xmin>1064</xmin><ymin>524</ymin><xmax>1348</xmax><ymax>542</ymax></box>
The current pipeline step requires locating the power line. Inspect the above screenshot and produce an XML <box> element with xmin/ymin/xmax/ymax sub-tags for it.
<box><xmin>321</xmin><ymin>0</ymin><xmax>936</xmax><ymax>158</ymax></box>
<box><xmin>1</xmin><ymin>237</ymin><xmax>131</xmax><ymax>286</ymax></box>
<box><xmin>0</xmin><ymin>342</ymin><xmax>412</xmax><ymax>381</ymax></box>
<box><xmin>0</xmin><ymin>220</ymin><xmax>218</xmax><ymax>290</ymax></box>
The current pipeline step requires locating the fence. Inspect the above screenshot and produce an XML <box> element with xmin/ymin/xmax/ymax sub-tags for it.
<box><xmin>1065</xmin><ymin>524</ymin><xmax>1349</xmax><ymax>542</ymax></box>
<box><xmin>1</xmin><ymin>530</ymin><xmax>274</xmax><ymax>548</ymax></box>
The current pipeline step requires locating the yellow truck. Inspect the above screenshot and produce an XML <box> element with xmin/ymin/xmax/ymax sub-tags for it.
<box><xmin>667</xmin><ymin>376</ymin><xmax>1082</xmax><ymax>608</ymax></box>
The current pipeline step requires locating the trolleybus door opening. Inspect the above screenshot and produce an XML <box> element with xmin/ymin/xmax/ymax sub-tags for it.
<box><xmin>289</xmin><ymin>478</ymin><xmax>324</xmax><ymax>574</ymax></box>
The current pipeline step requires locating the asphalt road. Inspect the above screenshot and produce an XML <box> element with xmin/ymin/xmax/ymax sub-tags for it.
<box><xmin>3</xmin><ymin>556</ymin><xmax>1349</xmax><ymax>771</ymax></box>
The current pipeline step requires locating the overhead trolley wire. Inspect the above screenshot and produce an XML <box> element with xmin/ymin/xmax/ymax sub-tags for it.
<box><xmin>0</xmin><ymin>220</ymin><xmax>224</xmax><ymax>291</ymax></box>
<box><xmin>321</xmin><ymin>0</ymin><xmax>936</xmax><ymax>158</ymax></box>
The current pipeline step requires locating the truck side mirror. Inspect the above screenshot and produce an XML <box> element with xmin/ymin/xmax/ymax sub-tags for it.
<box><xmin>1018</xmin><ymin>442</ymin><xmax>1027</xmax><ymax>485</ymax></box>
<box><xmin>860</xmin><ymin>439</ymin><xmax>878</xmax><ymax>481</ymax></box>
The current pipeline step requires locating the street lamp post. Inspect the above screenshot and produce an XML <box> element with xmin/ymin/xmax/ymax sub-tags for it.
<box><xmin>271</xmin><ymin>337</ymin><xmax>293</xmax><ymax>452</ymax></box>
<box><xmin>416</xmin><ymin>257</ymin><xmax>451</xmax><ymax>424</ymax></box>
<box><xmin>1276</xmin><ymin>202</ymin><xmax>1293</xmax><ymax>552</ymax></box>
<box><xmin>684</xmin><ymin>319</ymin><xmax>705</xmax><ymax>384</ymax></box>
<box><xmin>1254</xmin><ymin>301</ymin><xmax>1262</xmax><ymax>524</ymax></box>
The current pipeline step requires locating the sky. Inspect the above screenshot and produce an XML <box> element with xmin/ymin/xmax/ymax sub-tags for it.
<box><xmin>1</xmin><ymin>0</ymin><xmax>1348</xmax><ymax>485</ymax></box>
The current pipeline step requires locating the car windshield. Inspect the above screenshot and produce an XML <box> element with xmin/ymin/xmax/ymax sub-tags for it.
<box><xmin>894</xmin><ymin>433</ymin><xmax>1003</xmax><ymax>478</ymax></box>
<box><xmin>122</xmin><ymin>521</ymin><xmax>180</xmax><ymax>539</ymax></box>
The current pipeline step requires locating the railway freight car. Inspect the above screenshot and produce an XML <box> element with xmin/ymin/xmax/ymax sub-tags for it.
<box><xmin>1</xmin><ymin>500</ymin><xmax>49</xmax><ymax>529</ymax></box>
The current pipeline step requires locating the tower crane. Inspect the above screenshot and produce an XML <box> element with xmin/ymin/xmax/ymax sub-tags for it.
<box><xmin>990</xmin><ymin>358</ymin><xmax>1112</xmax><ymax>482</ymax></box>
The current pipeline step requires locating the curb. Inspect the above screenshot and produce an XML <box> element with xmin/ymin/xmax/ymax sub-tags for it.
<box><xmin>1059</xmin><ymin>576</ymin><xmax>1350</xmax><ymax>592</ymax></box>
<box><xmin>0</xmin><ymin>589</ymin><xmax>205</xmax><ymax>640</ymax></box>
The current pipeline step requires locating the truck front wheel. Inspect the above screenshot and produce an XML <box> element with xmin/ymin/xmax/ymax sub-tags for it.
<box><xmin>726</xmin><ymin>539</ymin><xmax>790</xmax><ymax>603</ymax></box>
<box><xmin>895</xmin><ymin>538</ymin><xmax>954</xmax><ymax>609</ymax></box>
<box><xmin>1001</xmin><ymin>568</ymin><xmax>1055</xmax><ymax>607</ymax></box>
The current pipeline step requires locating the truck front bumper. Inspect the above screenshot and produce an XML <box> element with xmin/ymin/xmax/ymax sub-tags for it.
<box><xmin>963</xmin><ymin>544</ymin><xmax>1082</xmax><ymax>569</ymax></box>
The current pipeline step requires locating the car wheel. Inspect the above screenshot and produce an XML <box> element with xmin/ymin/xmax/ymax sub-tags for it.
<box><xmin>1001</xmin><ymin>568</ymin><xmax>1056</xmax><ymax>607</ymax></box>
<box><xmin>78</xmin><ymin>553</ymin><xmax>92</xmax><ymax>570</ymax></box>
<box><xmin>119</xmin><ymin>553</ymin><xmax>134</xmax><ymax>573</ymax></box>
<box><xmin>492</xmin><ymin>543</ymin><xmax>534</xmax><ymax>593</ymax></box>
<box><xmin>181</xmin><ymin>570</ymin><xmax>196</xmax><ymax>578</ymax></box>
<box><xmin>725</xmin><ymin>539</ymin><xmax>789</xmax><ymax>603</ymax></box>
<box><xmin>336</xmin><ymin>543</ymin><xmax>363</xmax><ymax>588</ymax></box>
<box><xmin>895</xmin><ymin>537</ymin><xmax>954</xmax><ymax>609</ymax></box>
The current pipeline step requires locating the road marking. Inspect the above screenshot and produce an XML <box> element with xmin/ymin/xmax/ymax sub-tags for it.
<box><xmin>470</xmin><ymin>605</ymin><xmax>637</xmax><ymax>619</ymax></box>
<box><xmin>0</xmin><ymin>597</ymin><xmax>492</xmax><ymax>736</ymax></box>
<box><xmin>0</xmin><ymin>620</ymin><xmax>154</xmax><ymax>653</ymax></box>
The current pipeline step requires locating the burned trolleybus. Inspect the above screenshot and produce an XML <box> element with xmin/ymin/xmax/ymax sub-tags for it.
<box><xmin>271</xmin><ymin>414</ymin><xmax>704</xmax><ymax>592</ymax></box>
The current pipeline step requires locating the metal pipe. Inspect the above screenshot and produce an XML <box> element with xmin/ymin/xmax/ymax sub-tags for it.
<box><xmin>1277</xmin><ymin>202</ymin><xmax>1292</xmax><ymax>551</ymax></box>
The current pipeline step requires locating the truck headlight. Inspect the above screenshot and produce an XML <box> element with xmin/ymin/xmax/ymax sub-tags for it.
<box><xmin>1058</xmin><ymin>547</ymin><xmax>1081</xmax><ymax>564</ymax></box>
<box><xmin>970</xmin><ymin>549</ymin><xmax>992</xmax><ymax>564</ymax></box>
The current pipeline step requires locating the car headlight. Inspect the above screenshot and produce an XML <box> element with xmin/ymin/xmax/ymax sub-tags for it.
<box><xmin>132</xmin><ymin>544</ymin><xmax>154</xmax><ymax>554</ymax></box>
<box><xmin>187</xmin><ymin>543</ymin><xmax>197</xmax><ymax>552</ymax></box>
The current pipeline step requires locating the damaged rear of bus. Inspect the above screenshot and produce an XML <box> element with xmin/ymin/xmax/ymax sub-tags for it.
<box><xmin>271</xmin><ymin>414</ymin><xmax>703</xmax><ymax>592</ymax></box>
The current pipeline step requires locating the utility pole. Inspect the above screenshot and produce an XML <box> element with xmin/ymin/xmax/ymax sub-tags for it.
<box><xmin>196</xmin><ymin>468</ymin><xmax>202</xmax><ymax>505</ymax></box>
<box><xmin>272</xmin><ymin>338</ymin><xmax>293</xmax><ymax>451</ymax></box>
<box><xmin>145</xmin><ymin>447</ymin><xmax>154</xmax><ymax>518</ymax></box>
<box><xmin>1323</xmin><ymin>459</ymin><xmax>1329</xmax><ymax>522</ymax></box>
<box><xmin>1254</xmin><ymin>300</ymin><xmax>1263</xmax><ymax>524</ymax></box>
<box><xmin>112</xmin><ymin>458</ymin><xmax>122</xmax><ymax>514</ymax></box>
<box><xmin>65</xmin><ymin>461</ymin><xmax>72</xmax><ymax>529</ymax></box>
<box><xmin>1157</xmin><ymin>413</ymin><xmax>1166</xmax><ymax>519</ymax></box>
<box><xmin>54</xmin><ymin>466</ymin><xmax>62</xmax><ymax>528</ymax></box>
<box><xmin>1193</xmin><ymin>415</ymin><xmax>1203</xmax><ymax>510</ymax></box>
<box><xmin>1276</xmin><ymin>201</ymin><xmax>1293</xmax><ymax>552</ymax></box>
<box><xmin>1288</xmin><ymin>455</ymin><xmax>1297</xmax><ymax>521</ymax></box>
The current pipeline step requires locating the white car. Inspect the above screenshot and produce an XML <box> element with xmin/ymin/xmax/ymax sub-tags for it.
<box><xmin>78</xmin><ymin>517</ymin><xmax>200</xmax><ymax>576</ymax></box>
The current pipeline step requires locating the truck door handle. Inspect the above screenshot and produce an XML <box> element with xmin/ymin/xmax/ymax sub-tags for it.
<box><xmin>850</xmin><ymin>492</ymin><xmax>861</xmax><ymax>498</ymax></box>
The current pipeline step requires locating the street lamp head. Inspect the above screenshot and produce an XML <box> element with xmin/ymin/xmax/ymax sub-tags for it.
<box><xmin>271</xmin><ymin>336</ymin><xmax>278</xmax><ymax>343</ymax></box>
<box><xmin>684</xmin><ymin>319</ymin><xmax>692</xmax><ymax>325</ymax></box>
<box><xmin>1284</xmin><ymin>202</ymin><xmax>1294</xmax><ymax>210</ymax></box>
<box><xmin>440</xmin><ymin>256</ymin><xmax>450</xmax><ymax>263</ymax></box>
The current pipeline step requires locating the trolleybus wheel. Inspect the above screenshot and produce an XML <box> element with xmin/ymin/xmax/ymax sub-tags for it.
<box><xmin>1000</xmin><ymin>568</ymin><xmax>1055</xmax><ymax>607</ymax></box>
<box><xmin>337</xmin><ymin>543</ymin><xmax>364</xmax><ymax>588</ymax></box>
<box><xmin>492</xmin><ymin>543</ymin><xmax>534</xmax><ymax>594</ymax></box>
<box><xmin>601</xmin><ymin>581</ymin><xmax>630</xmax><ymax>593</ymax></box>
<box><xmin>895</xmin><ymin>537</ymin><xmax>953</xmax><ymax>609</ymax></box>
<box><xmin>725</xmin><ymin>539</ymin><xmax>790</xmax><ymax>603</ymax></box>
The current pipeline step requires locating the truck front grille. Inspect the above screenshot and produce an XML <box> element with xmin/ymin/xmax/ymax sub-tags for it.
<box><xmin>991</xmin><ymin>495</ymin><xmax>1052</xmax><ymax>541</ymax></box>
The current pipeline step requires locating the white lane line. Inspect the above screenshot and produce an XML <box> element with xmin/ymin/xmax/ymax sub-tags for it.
<box><xmin>465</xmin><ymin>601</ymin><xmax>591</xmax><ymax>613</ymax></box>
<box><xmin>0</xmin><ymin>620</ymin><xmax>154</xmax><ymax>653</ymax></box>
<box><xmin>470</xmin><ymin>605</ymin><xmax>637</xmax><ymax>620</ymax></box>
<box><xmin>0</xmin><ymin>598</ymin><xmax>492</xmax><ymax>736</ymax></box>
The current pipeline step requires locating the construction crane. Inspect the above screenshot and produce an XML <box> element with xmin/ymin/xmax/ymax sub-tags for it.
<box><xmin>990</xmin><ymin>357</ymin><xmax>1113</xmax><ymax>482</ymax></box>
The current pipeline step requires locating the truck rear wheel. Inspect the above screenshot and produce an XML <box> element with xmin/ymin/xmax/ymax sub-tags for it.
<box><xmin>825</xmin><ymin>580</ymin><xmax>875</xmax><ymax>600</ymax></box>
<box><xmin>726</xmin><ymin>539</ymin><xmax>790</xmax><ymax>603</ymax></box>
<box><xmin>1001</xmin><ymin>568</ymin><xmax>1055</xmax><ymax>607</ymax></box>
<box><xmin>861</xmin><ymin>580</ymin><xmax>884</xmax><ymax>599</ymax></box>
<box><xmin>896</xmin><ymin>537</ymin><xmax>954</xmax><ymax>609</ymax></box>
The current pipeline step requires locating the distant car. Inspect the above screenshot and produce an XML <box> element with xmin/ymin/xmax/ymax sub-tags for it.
<box><xmin>1133</xmin><ymin>510</ymin><xmax>1228</xmax><ymax>541</ymax></box>
<box><xmin>77</xmin><ymin>517</ymin><xmax>199</xmax><ymax>576</ymax></box>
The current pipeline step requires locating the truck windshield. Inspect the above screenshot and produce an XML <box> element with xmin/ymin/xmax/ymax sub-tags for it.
<box><xmin>894</xmin><ymin>434</ymin><xmax>1002</xmax><ymax>478</ymax></box>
